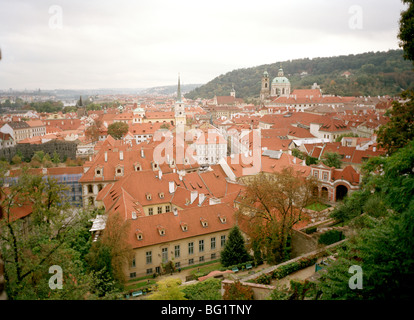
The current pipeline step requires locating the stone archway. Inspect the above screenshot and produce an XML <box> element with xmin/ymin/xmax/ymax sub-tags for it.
<box><xmin>335</xmin><ymin>185</ymin><xmax>348</xmax><ymax>201</ymax></box>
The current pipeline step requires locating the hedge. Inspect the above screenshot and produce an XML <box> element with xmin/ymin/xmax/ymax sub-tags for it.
<box><xmin>304</xmin><ymin>226</ymin><xmax>317</xmax><ymax>234</ymax></box>
<box><xmin>318</xmin><ymin>230</ymin><xmax>345</xmax><ymax>245</ymax></box>
<box><xmin>255</xmin><ymin>256</ymin><xmax>318</xmax><ymax>285</ymax></box>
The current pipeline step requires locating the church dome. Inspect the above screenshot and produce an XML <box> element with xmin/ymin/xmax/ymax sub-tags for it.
<box><xmin>272</xmin><ymin>76</ymin><xmax>290</xmax><ymax>84</ymax></box>
<box><xmin>272</xmin><ymin>67</ymin><xmax>290</xmax><ymax>84</ymax></box>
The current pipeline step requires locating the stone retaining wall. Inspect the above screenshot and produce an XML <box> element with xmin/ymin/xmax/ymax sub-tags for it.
<box><xmin>220</xmin><ymin>239</ymin><xmax>347</xmax><ymax>300</ymax></box>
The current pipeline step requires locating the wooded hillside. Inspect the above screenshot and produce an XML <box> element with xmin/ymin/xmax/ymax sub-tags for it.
<box><xmin>185</xmin><ymin>49</ymin><xmax>414</xmax><ymax>100</ymax></box>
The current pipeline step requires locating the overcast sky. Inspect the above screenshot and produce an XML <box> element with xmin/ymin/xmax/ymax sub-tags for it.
<box><xmin>0</xmin><ymin>0</ymin><xmax>408</xmax><ymax>90</ymax></box>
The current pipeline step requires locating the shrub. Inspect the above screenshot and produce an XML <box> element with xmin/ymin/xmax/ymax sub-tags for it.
<box><xmin>256</xmin><ymin>256</ymin><xmax>318</xmax><ymax>284</ymax></box>
<box><xmin>223</xmin><ymin>281</ymin><xmax>254</xmax><ymax>300</ymax></box>
<box><xmin>182</xmin><ymin>278</ymin><xmax>221</xmax><ymax>300</ymax></box>
<box><xmin>305</xmin><ymin>226</ymin><xmax>317</xmax><ymax>234</ymax></box>
<box><xmin>318</xmin><ymin>230</ymin><xmax>344</xmax><ymax>245</ymax></box>
<box><xmin>256</xmin><ymin>274</ymin><xmax>272</xmax><ymax>285</ymax></box>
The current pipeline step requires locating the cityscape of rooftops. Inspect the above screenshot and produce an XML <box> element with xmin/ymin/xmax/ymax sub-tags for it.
<box><xmin>0</xmin><ymin>0</ymin><xmax>413</xmax><ymax>313</ymax></box>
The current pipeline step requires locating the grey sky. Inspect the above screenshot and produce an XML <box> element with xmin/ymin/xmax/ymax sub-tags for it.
<box><xmin>0</xmin><ymin>0</ymin><xmax>407</xmax><ymax>90</ymax></box>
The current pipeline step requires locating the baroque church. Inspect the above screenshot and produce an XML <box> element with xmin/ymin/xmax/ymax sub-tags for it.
<box><xmin>260</xmin><ymin>66</ymin><xmax>291</xmax><ymax>101</ymax></box>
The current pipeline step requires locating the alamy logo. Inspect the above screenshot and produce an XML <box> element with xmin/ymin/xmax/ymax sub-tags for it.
<box><xmin>49</xmin><ymin>265</ymin><xmax>63</xmax><ymax>290</ymax></box>
<box><xmin>48</xmin><ymin>5</ymin><xmax>63</xmax><ymax>30</ymax></box>
<box><xmin>348</xmin><ymin>5</ymin><xmax>363</xmax><ymax>30</ymax></box>
<box><xmin>348</xmin><ymin>265</ymin><xmax>363</xmax><ymax>289</ymax></box>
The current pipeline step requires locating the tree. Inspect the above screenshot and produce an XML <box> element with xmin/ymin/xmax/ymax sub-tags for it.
<box><xmin>160</xmin><ymin>123</ymin><xmax>170</xmax><ymax>130</ymax></box>
<box><xmin>236</xmin><ymin>168</ymin><xmax>318</xmax><ymax>264</ymax></box>
<box><xmin>223</xmin><ymin>281</ymin><xmax>254</xmax><ymax>300</ymax></box>
<box><xmin>220</xmin><ymin>226</ymin><xmax>251</xmax><ymax>267</ymax></box>
<box><xmin>0</xmin><ymin>168</ymin><xmax>96</xmax><ymax>299</ymax></box>
<box><xmin>321</xmin><ymin>152</ymin><xmax>342</xmax><ymax>168</ymax></box>
<box><xmin>147</xmin><ymin>278</ymin><xmax>187</xmax><ymax>300</ymax></box>
<box><xmin>86</xmin><ymin>119</ymin><xmax>103</xmax><ymax>143</ymax></box>
<box><xmin>11</xmin><ymin>154</ymin><xmax>21</xmax><ymax>165</ymax></box>
<box><xmin>292</xmin><ymin>148</ymin><xmax>305</xmax><ymax>160</ymax></box>
<box><xmin>182</xmin><ymin>278</ymin><xmax>221</xmax><ymax>300</ymax></box>
<box><xmin>52</xmin><ymin>151</ymin><xmax>61</xmax><ymax>165</ymax></box>
<box><xmin>85</xmin><ymin>124</ymin><xmax>101</xmax><ymax>143</ymax></box>
<box><xmin>315</xmin><ymin>141</ymin><xmax>414</xmax><ymax>300</ymax></box>
<box><xmin>85</xmin><ymin>212</ymin><xmax>133</xmax><ymax>296</ymax></box>
<box><xmin>377</xmin><ymin>91</ymin><xmax>414</xmax><ymax>154</ymax></box>
<box><xmin>399</xmin><ymin>0</ymin><xmax>414</xmax><ymax>63</ymax></box>
<box><xmin>107</xmin><ymin>122</ymin><xmax>129</xmax><ymax>140</ymax></box>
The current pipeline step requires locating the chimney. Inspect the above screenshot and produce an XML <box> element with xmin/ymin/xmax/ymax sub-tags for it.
<box><xmin>119</xmin><ymin>151</ymin><xmax>123</xmax><ymax>161</ymax></box>
<box><xmin>191</xmin><ymin>190</ymin><xmax>198</xmax><ymax>204</ymax></box>
<box><xmin>173</xmin><ymin>207</ymin><xmax>178</xmax><ymax>216</ymax></box>
<box><xmin>132</xmin><ymin>211</ymin><xmax>137</xmax><ymax>220</ymax></box>
<box><xmin>159</xmin><ymin>170</ymin><xmax>162</xmax><ymax>180</ymax></box>
<box><xmin>169</xmin><ymin>181</ymin><xmax>175</xmax><ymax>194</ymax></box>
<box><xmin>141</xmin><ymin>147</ymin><xmax>144</xmax><ymax>158</ymax></box>
<box><xmin>104</xmin><ymin>151</ymin><xmax>107</xmax><ymax>162</ymax></box>
<box><xmin>198</xmin><ymin>193</ymin><xmax>205</xmax><ymax>205</ymax></box>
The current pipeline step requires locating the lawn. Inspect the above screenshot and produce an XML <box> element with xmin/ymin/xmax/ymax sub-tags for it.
<box><xmin>306</xmin><ymin>202</ymin><xmax>330</xmax><ymax>212</ymax></box>
<box><xmin>190</xmin><ymin>262</ymin><xmax>222</xmax><ymax>277</ymax></box>
<box><xmin>126</xmin><ymin>279</ymin><xmax>156</xmax><ymax>292</ymax></box>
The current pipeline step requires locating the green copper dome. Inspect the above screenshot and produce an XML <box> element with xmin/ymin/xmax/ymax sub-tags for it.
<box><xmin>271</xmin><ymin>67</ymin><xmax>290</xmax><ymax>84</ymax></box>
<box><xmin>272</xmin><ymin>76</ymin><xmax>290</xmax><ymax>84</ymax></box>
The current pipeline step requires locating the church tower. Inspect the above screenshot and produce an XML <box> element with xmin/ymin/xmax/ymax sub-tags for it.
<box><xmin>230</xmin><ymin>84</ymin><xmax>236</xmax><ymax>98</ymax></box>
<box><xmin>260</xmin><ymin>70</ymin><xmax>270</xmax><ymax>101</ymax></box>
<box><xmin>174</xmin><ymin>74</ymin><xmax>186</xmax><ymax>127</ymax></box>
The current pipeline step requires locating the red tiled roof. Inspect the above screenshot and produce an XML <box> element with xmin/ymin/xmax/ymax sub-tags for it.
<box><xmin>126</xmin><ymin>203</ymin><xmax>236</xmax><ymax>249</ymax></box>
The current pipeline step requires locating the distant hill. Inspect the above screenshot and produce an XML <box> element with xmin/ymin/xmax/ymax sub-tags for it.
<box><xmin>137</xmin><ymin>83</ymin><xmax>202</xmax><ymax>96</ymax></box>
<box><xmin>185</xmin><ymin>49</ymin><xmax>414</xmax><ymax>100</ymax></box>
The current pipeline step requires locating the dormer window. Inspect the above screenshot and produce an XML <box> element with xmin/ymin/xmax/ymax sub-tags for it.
<box><xmin>218</xmin><ymin>214</ymin><xmax>227</xmax><ymax>224</ymax></box>
<box><xmin>159</xmin><ymin>192</ymin><xmax>164</xmax><ymax>199</ymax></box>
<box><xmin>180</xmin><ymin>222</ymin><xmax>188</xmax><ymax>232</ymax></box>
<box><xmin>200</xmin><ymin>218</ymin><xmax>208</xmax><ymax>228</ymax></box>
<box><xmin>157</xmin><ymin>226</ymin><xmax>166</xmax><ymax>236</ymax></box>
<box><xmin>135</xmin><ymin>230</ymin><xmax>143</xmax><ymax>240</ymax></box>
<box><xmin>95</xmin><ymin>167</ymin><xmax>103</xmax><ymax>177</ymax></box>
<box><xmin>146</xmin><ymin>193</ymin><xmax>152</xmax><ymax>200</ymax></box>
<box><xmin>134</xmin><ymin>162</ymin><xmax>142</xmax><ymax>171</ymax></box>
<box><xmin>115</xmin><ymin>165</ymin><xmax>124</xmax><ymax>177</ymax></box>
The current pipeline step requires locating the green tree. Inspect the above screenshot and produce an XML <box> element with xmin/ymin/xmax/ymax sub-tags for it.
<box><xmin>220</xmin><ymin>226</ymin><xmax>251</xmax><ymax>267</ymax></box>
<box><xmin>399</xmin><ymin>0</ymin><xmax>414</xmax><ymax>63</ymax></box>
<box><xmin>0</xmin><ymin>168</ymin><xmax>96</xmax><ymax>299</ymax></box>
<box><xmin>107</xmin><ymin>122</ymin><xmax>129</xmax><ymax>140</ymax></box>
<box><xmin>291</xmin><ymin>148</ymin><xmax>305</xmax><ymax>160</ymax></box>
<box><xmin>52</xmin><ymin>151</ymin><xmax>61</xmax><ymax>165</ymax></box>
<box><xmin>321</xmin><ymin>152</ymin><xmax>342</xmax><ymax>168</ymax></box>
<box><xmin>11</xmin><ymin>154</ymin><xmax>22</xmax><ymax>165</ymax></box>
<box><xmin>147</xmin><ymin>278</ymin><xmax>187</xmax><ymax>300</ymax></box>
<box><xmin>316</xmin><ymin>141</ymin><xmax>414</xmax><ymax>300</ymax></box>
<box><xmin>182</xmin><ymin>278</ymin><xmax>221</xmax><ymax>300</ymax></box>
<box><xmin>377</xmin><ymin>91</ymin><xmax>414</xmax><ymax>154</ymax></box>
